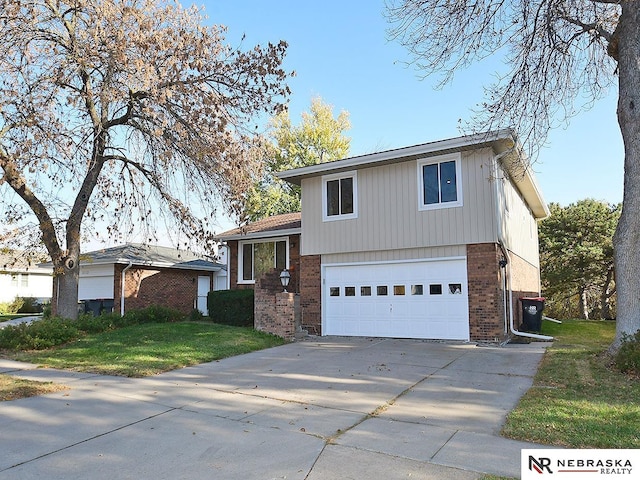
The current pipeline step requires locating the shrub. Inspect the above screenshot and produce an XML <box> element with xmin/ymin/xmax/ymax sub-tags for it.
<box><xmin>0</xmin><ymin>305</ymin><xmax>186</xmax><ymax>351</ymax></box>
<box><xmin>0</xmin><ymin>317</ymin><xmax>80</xmax><ymax>350</ymax></box>
<box><xmin>615</xmin><ymin>330</ymin><xmax>640</xmax><ymax>375</ymax></box>
<box><xmin>207</xmin><ymin>289</ymin><xmax>254</xmax><ymax>327</ymax></box>
<box><xmin>17</xmin><ymin>297</ymin><xmax>44</xmax><ymax>314</ymax></box>
<box><xmin>189</xmin><ymin>308</ymin><xmax>204</xmax><ymax>321</ymax></box>
<box><xmin>0</xmin><ymin>297</ymin><xmax>24</xmax><ymax>315</ymax></box>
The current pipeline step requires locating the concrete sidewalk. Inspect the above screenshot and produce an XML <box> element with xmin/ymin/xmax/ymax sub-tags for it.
<box><xmin>0</xmin><ymin>337</ymin><xmax>552</xmax><ymax>479</ymax></box>
<box><xmin>0</xmin><ymin>316</ymin><xmax>41</xmax><ymax>329</ymax></box>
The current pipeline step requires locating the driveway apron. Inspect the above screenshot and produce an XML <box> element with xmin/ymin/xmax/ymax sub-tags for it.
<box><xmin>0</xmin><ymin>337</ymin><xmax>551</xmax><ymax>479</ymax></box>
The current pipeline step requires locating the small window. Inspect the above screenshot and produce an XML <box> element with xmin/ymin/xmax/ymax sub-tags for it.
<box><xmin>418</xmin><ymin>153</ymin><xmax>462</xmax><ymax>210</ymax></box>
<box><xmin>345</xmin><ymin>287</ymin><xmax>356</xmax><ymax>297</ymax></box>
<box><xmin>361</xmin><ymin>286</ymin><xmax>372</xmax><ymax>296</ymax></box>
<box><xmin>429</xmin><ymin>284</ymin><xmax>443</xmax><ymax>295</ymax></box>
<box><xmin>330</xmin><ymin>287</ymin><xmax>340</xmax><ymax>296</ymax></box>
<box><xmin>377</xmin><ymin>286</ymin><xmax>388</xmax><ymax>296</ymax></box>
<box><xmin>393</xmin><ymin>285</ymin><xmax>405</xmax><ymax>296</ymax></box>
<box><xmin>323</xmin><ymin>172</ymin><xmax>357</xmax><ymax>221</ymax></box>
<box><xmin>239</xmin><ymin>238</ymin><xmax>288</xmax><ymax>283</ymax></box>
<box><xmin>10</xmin><ymin>275</ymin><xmax>18</xmax><ymax>287</ymax></box>
<box><xmin>449</xmin><ymin>283</ymin><xmax>462</xmax><ymax>294</ymax></box>
<box><xmin>411</xmin><ymin>285</ymin><xmax>423</xmax><ymax>295</ymax></box>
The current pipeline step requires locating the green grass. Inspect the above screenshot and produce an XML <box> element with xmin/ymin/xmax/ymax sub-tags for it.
<box><xmin>502</xmin><ymin>319</ymin><xmax>640</xmax><ymax>448</ymax></box>
<box><xmin>5</xmin><ymin>322</ymin><xmax>285</xmax><ymax>377</ymax></box>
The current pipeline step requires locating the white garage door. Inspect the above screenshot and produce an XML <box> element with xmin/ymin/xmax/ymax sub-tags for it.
<box><xmin>323</xmin><ymin>258</ymin><xmax>469</xmax><ymax>340</ymax></box>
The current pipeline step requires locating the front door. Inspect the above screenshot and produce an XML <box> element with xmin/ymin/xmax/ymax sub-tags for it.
<box><xmin>197</xmin><ymin>276</ymin><xmax>210</xmax><ymax>315</ymax></box>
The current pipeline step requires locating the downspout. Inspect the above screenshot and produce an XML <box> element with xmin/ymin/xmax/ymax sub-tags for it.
<box><xmin>493</xmin><ymin>151</ymin><xmax>553</xmax><ymax>341</ymax></box>
<box><xmin>120</xmin><ymin>261</ymin><xmax>133</xmax><ymax>316</ymax></box>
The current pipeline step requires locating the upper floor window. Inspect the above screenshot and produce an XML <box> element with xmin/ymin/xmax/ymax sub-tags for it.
<box><xmin>322</xmin><ymin>171</ymin><xmax>357</xmax><ymax>221</ymax></box>
<box><xmin>239</xmin><ymin>238</ymin><xmax>288</xmax><ymax>283</ymax></box>
<box><xmin>418</xmin><ymin>153</ymin><xmax>463</xmax><ymax>210</ymax></box>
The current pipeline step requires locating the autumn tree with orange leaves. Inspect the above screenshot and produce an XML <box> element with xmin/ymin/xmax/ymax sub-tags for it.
<box><xmin>0</xmin><ymin>0</ymin><xmax>291</xmax><ymax>318</ymax></box>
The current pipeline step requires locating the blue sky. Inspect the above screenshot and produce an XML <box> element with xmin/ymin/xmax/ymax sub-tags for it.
<box><xmin>205</xmin><ymin>0</ymin><xmax>623</xmax><ymax>228</ymax></box>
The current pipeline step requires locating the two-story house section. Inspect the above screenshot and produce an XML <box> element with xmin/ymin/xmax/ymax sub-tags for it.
<box><xmin>277</xmin><ymin>129</ymin><xmax>549</xmax><ymax>342</ymax></box>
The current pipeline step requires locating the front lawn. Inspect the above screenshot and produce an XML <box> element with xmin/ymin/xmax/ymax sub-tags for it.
<box><xmin>502</xmin><ymin>319</ymin><xmax>640</xmax><ymax>448</ymax></box>
<box><xmin>3</xmin><ymin>321</ymin><xmax>285</xmax><ymax>377</ymax></box>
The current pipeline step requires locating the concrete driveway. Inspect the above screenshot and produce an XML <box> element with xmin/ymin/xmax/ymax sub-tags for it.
<box><xmin>0</xmin><ymin>337</ymin><xmax>551</xmax><ymax>479</ymax></box>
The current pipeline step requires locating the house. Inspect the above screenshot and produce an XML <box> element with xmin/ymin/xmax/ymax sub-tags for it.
<box><xmin>0</xmin><ymin>250</ymin><xmax>53</xmax><ymax>306</ymax></box>
<box><xmin>218</xmin><ymin>130</ymin><xmax>549</xmax><ymax>342</ymax></box>
<box><xmin>76</xmin><ymin>243</ymin><xmax>226</xmax><ymax>316</ymax></box>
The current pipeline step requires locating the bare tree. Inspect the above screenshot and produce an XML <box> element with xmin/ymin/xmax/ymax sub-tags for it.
<box><xmin>387</xmin><ymin>0</ymin><xmax>636</xmax><ymax>352</ymax></box>
<box><xmin>0</xmin><ymin>0</ymin><xmax>291</xmax><ymax>319</ymax></box>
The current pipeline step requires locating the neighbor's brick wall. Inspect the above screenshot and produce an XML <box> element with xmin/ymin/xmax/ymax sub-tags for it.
<box><xmin>467</xmin><ymin>243</ymin><xmax>506</xmax><ymax>342</ymax></box>
<box><xmin>113</xmin><ymin>265</ymin><xmax>211</xmax><ymax>315</ymax></box>
<box><xmin>300</xmin><ymin>254</ymin><xmax>321</xmax><ymax>335</ymax></box>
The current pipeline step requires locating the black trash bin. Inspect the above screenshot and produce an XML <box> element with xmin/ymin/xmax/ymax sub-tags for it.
<box><xmin>520</xmin><ymin>297</ymin><xmax>545</xmax><ymax>332</ymax></box>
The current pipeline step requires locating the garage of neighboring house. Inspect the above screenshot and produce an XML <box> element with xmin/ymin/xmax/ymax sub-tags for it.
<box><xmin>323</xmin><ymin>258</ymin><xmax>469</xmax><ymax>340</ymax></box>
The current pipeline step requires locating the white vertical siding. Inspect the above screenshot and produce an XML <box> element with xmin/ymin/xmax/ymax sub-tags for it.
<box><xmin>301</xmin><ymin>148</ymin><xmax>499</xmax><ymax>256</ymax></box>
<box><xmin>500</xmin><ymin>172</ymin><xmax>541</xmax><ymax>268</ymax></box>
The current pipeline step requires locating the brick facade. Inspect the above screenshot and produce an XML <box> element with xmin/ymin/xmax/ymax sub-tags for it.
<box><xmin>113</xmin><ymin>264</ymin><xmax>212</xmax><ymax>315</ymax></box>
<box><xmin>507</xmin><ymin>250</ymin><xmax>542</xmax><ymax>331</ymax></box>
<box><xmin>466</xmin><ymin>243</ymin><xmax>505</xmax><ymax>342</ymax></box>
<box><xmin>299</xmin><ymin>254</ymin><xmax>322</xmax><ymax>335</ymax></box>
<box><xmin>466</xmin><ymin>243</ymin><xmax>542</xmax><ymax>342</ymax></box>
<box><xmin>254</xmin><ymin>269</ymin><xmax>296</xmax><ymax>340</ymax></box>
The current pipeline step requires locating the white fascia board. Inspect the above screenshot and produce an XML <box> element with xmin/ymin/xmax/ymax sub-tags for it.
<box><xmin>217</xmin><ymin>227</ymin><xmax>301</xmax><ymax>242</ymax></box>
<box><xmin>79</xmin><ymin>257</ymin><xmax>221</xmax><ymax>272</ymax></box>
<box><xmin>277</xmin><ymin>129</ymin><xmax>515</xmax><ymax>185</ymax></box>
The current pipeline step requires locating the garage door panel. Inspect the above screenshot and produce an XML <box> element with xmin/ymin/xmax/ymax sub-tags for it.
<box><xmin>324</xmin><ymin>259</ymin><xmax>469</xmax><ymax>340</ymax></box>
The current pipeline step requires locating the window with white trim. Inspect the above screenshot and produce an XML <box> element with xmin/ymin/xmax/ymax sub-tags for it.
<box><xmin>322</xmin><ymin>172</ymin><xmax>357</xmax><ymax>221</ymax></box>
<box><xmin>418</xmin><ymin>153</ymin><xmax>463</xmax><ymax>210</ymax></box>
<box><xmin>238</xmin><ymin>238</ymin><xmax>288</xmax><ymax>283</ymax></box>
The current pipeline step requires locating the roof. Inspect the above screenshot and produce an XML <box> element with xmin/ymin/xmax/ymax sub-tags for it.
<box><xmin>0</xmin><ymin>250</ymin><xmax>53</xmax><ymax>274</ymax></box>
<box><xmin>276</xmin><ymin>129</ymin><xmax>549</xmax><ymax>219</ymax></box>
<box><xmin>216</xmin><ymin>212</ymin><xmax>301</xmax><ymax>241</ymax></box>
<box><xmin>76</xmin><ymin>243</ymin><xmax>224</xmax><ymax>272</ymax></box>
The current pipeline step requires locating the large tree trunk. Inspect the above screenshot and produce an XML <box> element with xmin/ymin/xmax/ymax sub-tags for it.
<box><xmin>52</xmin><ymin>258</ymin><xmax>80</xmax><ymax>319</ymax></box>
<box><xmin>611</xmin><ymin>2</ymin><xmax>640</xmax><ymax>352</ymax></box>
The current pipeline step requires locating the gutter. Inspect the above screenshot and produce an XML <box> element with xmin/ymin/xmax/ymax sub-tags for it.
<box><xmin>120</xmin><ymin>261</ymin><xmax>133</xmax><ymax>316</ymax></box>
<box><xmin>493</xmin><ymin>151</ymin><xmax>553</xmax><ymax>342</ymax></box>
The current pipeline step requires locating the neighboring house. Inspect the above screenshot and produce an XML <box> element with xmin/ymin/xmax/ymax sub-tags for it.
<box><xmin>0</xmin><ymin>250</ymin><xmax>53</xmax><ymax>305</ymax></box>
<box><xmin>75</xmin><ymin>243</ymin><xmax>226</xmax><ymax>316</ymax></box>
<box><xmin>219</xmin><ymin>130</ymin><xmax>549</xmax><ymax>342</ymax></box>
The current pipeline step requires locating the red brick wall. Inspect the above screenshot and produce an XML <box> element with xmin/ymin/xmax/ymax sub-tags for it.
<box><xmin>466</xmin><ymin>243</ymin><xmax>542</xmax><ymax>341</ymax></box>
<box><xmin>466</xmin><ymin>243</ymin><xmax>506</xmax><ymax>342</ymax></box>
<box><xmin>300</xmin><ymin>254</ymin><xmax>321</xmax><ymax>335</ymax></box>
<box><xmin>254</xmin><ymin>269</ymin><xmax>296</xmax><ymax>339</ymax></box>
<box><xmin>113</xmin><ymin>264</ymin><xmax>212</xmax><ymax>315</ymax></box>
